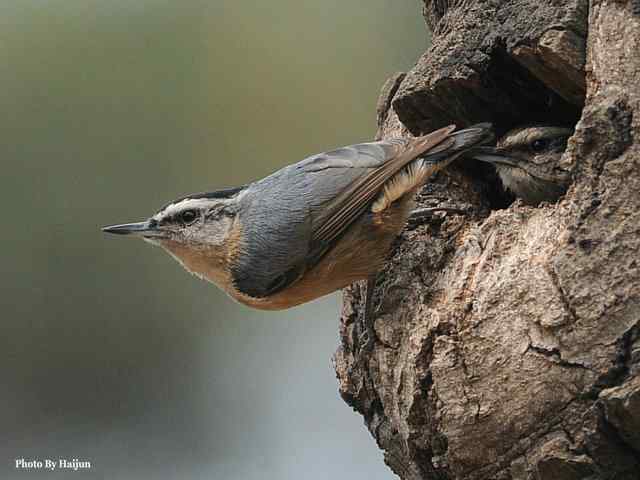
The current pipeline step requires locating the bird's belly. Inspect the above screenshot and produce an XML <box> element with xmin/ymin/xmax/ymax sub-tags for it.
<box><xmin>233</xmin><ymin>198</ymin><xmax>413</xmax><ymax>311</ymax></box>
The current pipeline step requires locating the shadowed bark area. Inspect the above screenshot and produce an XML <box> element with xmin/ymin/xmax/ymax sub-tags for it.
<box><xmin>333</xmin><ymin>1</ymin><xmax>640</xmax><ymax>479</ymax></box>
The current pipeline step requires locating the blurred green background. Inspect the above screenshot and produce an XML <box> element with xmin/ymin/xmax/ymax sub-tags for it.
<box><xmin>0</xmin><ymin>1</ymin><xmax>427</xmax><ymax>478</ymax></box>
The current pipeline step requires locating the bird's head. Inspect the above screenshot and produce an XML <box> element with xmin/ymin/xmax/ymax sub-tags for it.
<box><xmin>102</xmin><ymin>187</ymin><xmax>245</xmax><ymax>283</ymax></box>
<box><xmin>473</xmin><ymin>126</ymin><xmax>574</xmax><ymax>205</ymax></box>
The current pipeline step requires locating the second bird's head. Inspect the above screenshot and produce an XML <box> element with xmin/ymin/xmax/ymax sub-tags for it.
<box><xmin>473</xmin><ymin>125</ymin><xmax>574</xmax><ymax>205</ymax></box>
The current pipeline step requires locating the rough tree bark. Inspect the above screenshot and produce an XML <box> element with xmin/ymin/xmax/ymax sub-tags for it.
<box><xmin>333</xmin><ymin>1</ymin><xmax>640</xmax><ymax>479</ymax></box>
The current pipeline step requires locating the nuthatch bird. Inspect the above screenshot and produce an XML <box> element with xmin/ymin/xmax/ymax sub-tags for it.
<box><xmin>103</xmin><ymin>124</ymin><xmax>492</xmax><ymax>347</ymax></box>
<box><xmin>472</xmin><ymin>125</ymin><xmax>574</xmax><ymax>205</ymax></box>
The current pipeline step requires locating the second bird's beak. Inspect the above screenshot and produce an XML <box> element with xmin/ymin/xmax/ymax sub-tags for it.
<box><xmin>472</xmin><ymin>146</ymin><xmax>518</xmax><ymax>167</ymax></box>
<box><xmin>102</xmin><ymin>220</ymin><xmax>160</xmax><ymax>237</ymax></box>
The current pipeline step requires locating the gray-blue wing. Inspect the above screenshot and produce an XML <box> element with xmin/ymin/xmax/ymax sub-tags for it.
<box><xmin>231</xmin><ymin>126</ymin><xmax>456</xmax><ymax>298</ymax></box>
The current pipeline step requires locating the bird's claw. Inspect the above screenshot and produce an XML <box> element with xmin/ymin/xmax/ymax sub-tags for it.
<box><xmin>358</xmin><ymin>323</ymin><xmax>376</xmax><ymax>355</ymax></box>
<box><xmin>355</xmin><ymin>276</ymin><xmax>378</xmax><ymax>358</ymax></box>
<box><xmin>409</xmin><ymin>206</ymin><xmax>468</xmax><ymax>221</ymax></box>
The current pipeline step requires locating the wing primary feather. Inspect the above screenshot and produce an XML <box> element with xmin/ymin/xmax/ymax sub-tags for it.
<box><xmin>312</xmin><ymin>125</ymin><xmax>456</xmax><ymax>246</ymax></box>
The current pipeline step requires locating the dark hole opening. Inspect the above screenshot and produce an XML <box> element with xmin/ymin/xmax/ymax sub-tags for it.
<box><xmin>461</xmin><ymin>46</ymin><xmax>583</xmax><ymax>210</ymax></box>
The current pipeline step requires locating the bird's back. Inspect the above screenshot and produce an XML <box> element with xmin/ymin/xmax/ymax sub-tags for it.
<box><xmin>229</xmin><ymin>125</ymin><xmax>491</xmax><ymax>303</ymax></box>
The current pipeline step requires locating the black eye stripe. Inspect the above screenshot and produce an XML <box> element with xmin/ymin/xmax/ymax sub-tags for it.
<box><xmin>529</xmin><ymin>136</ymin><xmax>569</xmax><ymax>153</ymax></box>
<box><xmin>206</xmin><ymin>206</ymin><xmax>234</xmax><ymax>218</ymax></box>
<box><xmin>553</xmin><ymin>137</ymin><xmax>569</xmax><ymax>150</ymax></box>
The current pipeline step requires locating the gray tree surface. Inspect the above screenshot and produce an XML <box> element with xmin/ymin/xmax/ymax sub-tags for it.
<box><xmin>333</xmin><ymin>1</ymin><xmax>640</xmax><ymax>479</ymax></box>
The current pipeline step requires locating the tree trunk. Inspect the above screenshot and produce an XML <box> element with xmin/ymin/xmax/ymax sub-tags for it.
<box><xmin>333</xmin><ymin>1</ymin><xmax>640</xmax><ymax>479</ymax></box>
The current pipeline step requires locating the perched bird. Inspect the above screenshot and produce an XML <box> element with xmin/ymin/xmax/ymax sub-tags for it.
<box><xmin>472</xmin><ymin>125</ymin><xmax>573</xmax><ymax>205</ymax></box>
<box><xmin>103</xmin><ymin>124</ymin><xmax>492</xmax><ymax>346</ymax></box>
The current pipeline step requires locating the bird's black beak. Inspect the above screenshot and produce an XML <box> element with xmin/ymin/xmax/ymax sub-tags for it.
<box><xmin>102</xmin><ymin>220</ymin><xmax>160</xmax><ymax>237</ymax></box>
<box><xmin>471</xmin><ymin>146</ymin><xmax>519</xmax><ymax>167</ymax></box>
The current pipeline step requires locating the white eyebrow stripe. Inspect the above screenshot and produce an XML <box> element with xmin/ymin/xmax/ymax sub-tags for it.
<box><xmin>500</xmin><ymin>128</ymin><xmax>538</xmax><ymax>148</ymax></box>
<box><xmin>153</xmin><ymin>198</ymin><xmax>225</xmax><ymax>221</ymax></box>
<box><xmin>500</xmin><ymin>127</ymin><xmax>573</xmax><ymax>149</ymax></box>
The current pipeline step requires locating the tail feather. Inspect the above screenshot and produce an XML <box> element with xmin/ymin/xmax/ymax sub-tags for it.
<box><xmin>440</xmin><ymin>122</ymin><xmax>494</xmax><ymax>156</ymax></box>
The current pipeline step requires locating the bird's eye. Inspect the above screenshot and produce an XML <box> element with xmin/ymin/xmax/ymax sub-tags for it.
<box><xmin>180</xmin><ymin>209</ymin><xmax>198</xmax><ymax>225</ymax></box>
<box><xmin>531</xmin><ymin>138</ymin><xmax>550</xmax><ymax>152</ymax></box>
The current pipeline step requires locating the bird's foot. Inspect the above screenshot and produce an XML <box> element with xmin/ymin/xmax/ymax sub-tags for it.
<box><xmin>357</xmin><ymin>319</ymin><xmax>376</xmax><ymax>356</ymax></box>
<box><xmin>410</xmin><ymin>206</ymin><xmax>468</xmax><ymax>219</ymax></box>
<box><xmin>356</xmin><ymin>276</ymin><xmax>378</xmax><ymax>358</ymax></box>
<box><xmin>408</xmin><ymin>206</ymin><xmax>468</xmax><ymax>226</ymax></box>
